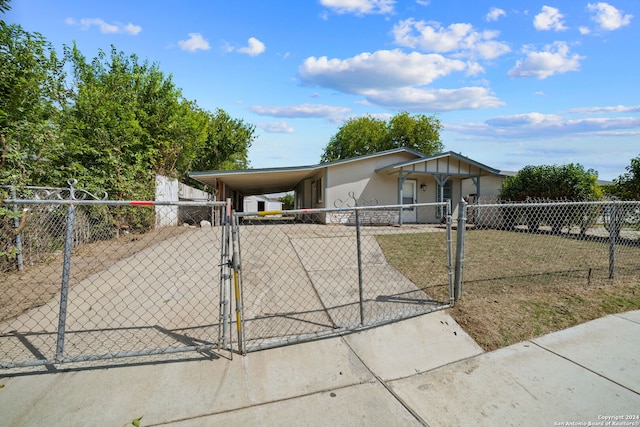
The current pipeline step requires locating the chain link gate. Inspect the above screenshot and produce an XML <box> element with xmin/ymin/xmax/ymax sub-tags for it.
<box><xmin>232</xmin><ymin>202</ymin><xmax>456</xmax><ymax>352</ymax></box>
<box><xmin>1</xmin><ymin>182</ymin><xmax>228</xmax><ymax>372</ymax></box>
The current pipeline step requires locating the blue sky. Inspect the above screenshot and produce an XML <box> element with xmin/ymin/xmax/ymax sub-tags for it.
<box><xmin>6</xmin><ymin>0</ymin><xmax>639</xmax><ymax>180</ymax></box>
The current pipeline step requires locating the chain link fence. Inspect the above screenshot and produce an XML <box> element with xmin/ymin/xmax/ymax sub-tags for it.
<box><xmin>236</xmin><ymin>203</ymin><xmax>455</xmax><ymax>352</ymax></box>
<box><xmin>464</xmin><ymin>199</ymin><xmax>640</xmax><ymax>288</ymax></box>
<box><xmin>6</xmin><ymin>182</ymin><xmax>636</xmax><ymax>371</ymax></box>
<box><xmin>1</xmin><ymin>184</ymin><xmax>226</xmax><ymax>371</ymax></box>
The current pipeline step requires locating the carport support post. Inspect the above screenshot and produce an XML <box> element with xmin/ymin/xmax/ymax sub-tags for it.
<box><xmin>56</xmin><ymin>203</ymin><xmax>75</xmax><ymax>362</ymax></box>
<box><xmin>454</xmin><ymin>198</ymin><xmax>467</xmax><ymax>301</ymax></box>
<box><xmin>355</xmin><ymin>208</ymin><xmax>365</xmax><ymax>326</ymax></box>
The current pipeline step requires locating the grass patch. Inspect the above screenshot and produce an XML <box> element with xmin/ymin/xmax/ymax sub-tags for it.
<box><xmin>376</xmin><ymin>229</ymin><xmax>640</xmax><ymax>351</ymax></box>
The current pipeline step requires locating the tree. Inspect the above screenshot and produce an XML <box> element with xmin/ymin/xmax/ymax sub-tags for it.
<box><xmin>321</xmin><ymin>115</ymin><xmax>387</xmax><ymax>162</ymax></box>
<box><xmin>386</xmin><ymin>111</ymin><xmax>443</xmax><ymax>154</ymax></box>
<box><xmin>190</xmin><ymin>108</ymin><xmax>255</xmax><ymax>171</ymax></box>
<box><xmin>321</xmin><ymin>112</ymin><xmax>443</xmax><ymax>162</ymax></box>
<box><xmin>499</xmin><ymin>164</ymin><xmax>602</xmax><ymax>233</ymax></box>
<box><xmin>279</xmin><ymin>193</ymin><xmax>294</xmax><ymax>210</ymax></box>
<box><xmin>604</xmin><ymin>155</ymin><xmax>640</xmax><ymax>200</ymax></box>
<box><xmin>0</xmin><ymin>18</ymin><xmax>67</xmax><ymax>185</ymax></box>
<box><xmin>499</xmin><ymin>164</ymin><xmax>602</xmax><ymax>202</ymax></box>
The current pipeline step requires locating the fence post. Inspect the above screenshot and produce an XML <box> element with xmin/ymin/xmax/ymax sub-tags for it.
<box><xmin>608</xmin><ymin>202</ymin><xmax>619</xmax><ymax>279</ymax></box>
<box><xmin>454</xmin><ymin>198</ymin><xmax>467</xmax><ymax>301</ymax></box>
<box><xmin>231</xmin><ymin>211</ymin><xmax>245</xmax><ymax>354</ymax></box>
<box><xmin>11</xmin><ymin>186</ymin><xmax>24</xmax><ymax>271</ymax></box>
<box><xmin>355</xmin><ymin>208</ymin><xmax>365</xmax><ymax>326</ymax></box>
<box><xmin>445</xmin><ymin>201</ymin><xmax>454</xmax><ymax>305</ymax></box>
<box><xmin>56</xmin><ymin>204</ymin><xmax>75</xmax><ymax>362</ymax></box>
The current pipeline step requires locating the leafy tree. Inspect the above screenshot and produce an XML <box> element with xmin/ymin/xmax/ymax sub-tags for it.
<box><xmin>604</xmin><ymin>155</ymin><xmax>640</xmax><ymax>200</ymax></box>
<box><xmin>279</xmin><ymin>193</ymin><xmax>294</xmax><ymax>210</ymax></box>
<box><xmin>499</xmin><ymin>164</ymin><xmax>602</xmax><ymax>202</ymax></box>
<box><xmin>499</xmin><ymin>164</ymin><xmax>602</xmax><ymax>234</ymax></box>
<box><xmin>386</xmin><ymin>111</ymin><xmax>443</xmax><ymax>154</ymax></box>
<box><xmin>321</xmin><ymin>115</ymin><xmax>387</xmax><ymax>162</ymax></box>
<box><xmin>0</xmin><ymin>18</ymin><xmax>67</xmax><ymax>185</ymax></box>
<box><xmin>190</xmin><ymin>108</ymin><xmax>255</xmax><ymax>171</ymax></box>
<box><xmin>321</xmin><ymin>112</ymin><xmax>443</xmax><ymax>162</ymax></box>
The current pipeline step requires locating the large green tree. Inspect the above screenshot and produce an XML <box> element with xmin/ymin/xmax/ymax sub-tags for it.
<box><xmin>1</xmin><ymin>4</ymin><xmax>254</xmax><ymax>197</ymax></box>
<box><xmin>604</xmin><ymin>155</ymin><xmax>640</xmax><ymax>200</ymax></box>
<box><xmin>499</xmin><ymin>164</ymin><xmax>602</xmax><ymax>202</ymax></box>
<box><xmin>321</xmin><ymin>112</ymin><xmax>443</xmax><ymax>162</ymax></box>
<box><xmin>190</xmin><ymin>108</ymin><xmax>255</xmax><ymax>171</ymax></box>
<box><xmin>0</xmin><ymin>16</ymin><xmax>66</xmax><ymax>185</ymax></box>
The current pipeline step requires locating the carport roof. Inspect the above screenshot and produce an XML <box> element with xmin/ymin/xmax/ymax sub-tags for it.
<box><xmin>188</xmin><ymin>147</ymin><xmax>426</xmax><ymax>195</ymax></box>
<box><xmin>189</xmin><ymin>165</ymin><xmax>319</xmax><ymax>195</ymax></box>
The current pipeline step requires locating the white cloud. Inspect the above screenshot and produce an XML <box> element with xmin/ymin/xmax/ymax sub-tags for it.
<box><xmin>508</xmin><ymin>42</ymin><xmax>583</xmax><ymax>79</ymax></box>
<box><xmin>178</xmin><ymin>33</ymin><xmax>211</xmax><ymax>52</ymax></box>
<box><xmin>68</xmin><ymin>18</ymin><xmax>142</xmax><ymax>35</ymax></box>
<box><xmin>392</xmin><ymin>19</ymin><xmax>510</xmax><ymax>59</ymax></box>
<box><xmin>258</xmin><ymin>121</ymin><xmax>295</xmax><ymax>133</ymax></box>
<box><xmin>298</xmin><ymin>49</ymin><xmax>505</xmax><ymax>111</ymax></box>
<box><xmin>300</xmin><ymin>49</ymin><xmax>468</xmax><ymax>92</ymax></box>
<box><xmin>579</xmin><ymin>26</ymin><xmax>591</xmax><ymax>35</ymax></box>
<box><xmin>452</xmin><ymin>112</ymin><xmax>640</xmax><ymax>139</ymax></box>
<box><xmin>320</xmin><ymin>0</ymin><xmax>395</xmax><ymax>15</ymax></box>
<box><xmin>567</xmin><ymin>105</ymin><xmax>640</xmax><ymax>114</ymax></box>
<box><xmin>587</xmin><ymin>2</ymin><xmax>633</xmax><ymax>31</ymax></box>
<box><xmin>250</xmin><ymin>104</ymin><xmax>351</xmax><ymax>118</ymax></box>
<box><xmin>361</xmin><ymin>86</ymin><xmax>504</xmax><ymax>111</ymax></box>
<box><xmin>416</xmin><ymin>0</ymin><xmax>430</xmax><ymax>6</ymax></box>
<box><xmin>486</xmin><ymin>7</ymin><xmax>506</xmax><ymax>22</ymax></box>
<box><xmin>533</xmin><ymin>6</ymin><xmax>568</xmax><ymax>31</ymax></box>
<box><xmin>238</xmin><ymin>37</ymin><xmax>266</xmax><ymax>56</ymax></box>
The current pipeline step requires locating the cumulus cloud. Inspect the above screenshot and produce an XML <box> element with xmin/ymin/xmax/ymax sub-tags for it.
<box><xmin>533</xmin><ymin>6</ymin><xmax>568</xmax><ymax>31</ymax></box>
<box><xmin>486</xmin><ymin>7</ymin><xmax>506</xmax><ymax>22</ymax></box>
<box><xmin>587</xmin><ymin>2</ymin><xmax>633</xmax><ymax>31</ymax></box>
<box><xmin>238</xmin><ymin>37</ymin><xmax>266</xmax><ymax>56</ymax></box>
<box><xmin>300</xmin><ymin>49</ymin><xmax>468</xmax><ymax>92</ymax></box>
<box><xmin>298</xmin><ymin>49</ymin><xmax>504</xmax><ymax>111</ymax></box>
<box><xmin>250</xmin><ymin>104</ymin><xmax>351</xmax><ymax>118</ymax></box>
<box><xmin>178</xmin><ymin>33</ymin><xmax>211</xmax><ymax>52</ymax></box>
<box><xmin>66</xmin><ymin>17</ymin><xmax>142</xmax><ymax>35</ymax></box>
<box><xmin>258</xmin><ymin>121</ymin><xmax>295</xmax><ymax>133</ymax></box>
<box><xmin>320</xmin><ymin>0</ymin><xmax>395</xmax><ymax>15</ymax></box>
<box><xmin>392</xmin><ymin>19</ymin><xmax>510</xmax><ymax>59</ymax></box>
<box><xmin>508</xmin><ymin>42</ymin><xmax>583</xmax><ymax>79</ymax></box>
<box><xmin>361</xmin><ymin>86</ymin><xmax>504</xmax><ymax>111</ymax></box>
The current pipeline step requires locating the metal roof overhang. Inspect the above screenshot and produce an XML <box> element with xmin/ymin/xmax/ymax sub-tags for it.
<box><xmin>189</xmin><ymin>167</ymin><xmax>318</xmax><ymax>195</ymax></box>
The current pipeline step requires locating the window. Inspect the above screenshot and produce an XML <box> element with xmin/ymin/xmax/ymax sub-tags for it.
<box><xmin>436</xmin><ymin>180</ymin><xmax>452</xmax><ymax>218</ymax></box>
<box><xmin>436</xmin><ymin>180</ymin><xmax>452</xmax><ymax>202</ymax></box>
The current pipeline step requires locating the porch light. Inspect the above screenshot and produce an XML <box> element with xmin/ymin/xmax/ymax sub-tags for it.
<box><xmin>420</xmin><ymin>183</ymin><xmax>427</xmax><ymax>191</ymax></box>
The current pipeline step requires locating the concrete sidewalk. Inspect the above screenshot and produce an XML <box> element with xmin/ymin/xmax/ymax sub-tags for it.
<box><xmin>1</xmin><ymin>310</ymin><xmax>639</xmax><ymax>427</ymax></box>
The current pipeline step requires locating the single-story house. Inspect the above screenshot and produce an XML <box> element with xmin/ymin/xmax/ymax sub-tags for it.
<box><xmin>189</xmin><ymin>148</ymin><xmax>506</xmax><ymax>224</ymax></box>
<box><xmin>243</xmin><ymin>195</ymin><xmax>283</xmax><ymax>213</ymax></box>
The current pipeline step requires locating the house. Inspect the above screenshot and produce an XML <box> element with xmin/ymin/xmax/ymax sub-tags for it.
<box><xmin>189</xmin><ymin>148</ymin><xmax>506</xmax><ymax>224</ymax></box>
<box><xmin>243</xmin><ymin>195</ymin><xmax>283</xmax><ymax>214</ymax></box>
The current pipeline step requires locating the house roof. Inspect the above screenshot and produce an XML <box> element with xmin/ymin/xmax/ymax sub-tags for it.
<box><xmin>376</xmin><ymin>151</ymin><xmax>502</xmax><ymax>177</ymax></box>
<box><xmin>188</xmin><ymin>147</ymin><xmax>425</xmax><ymax>195</ymax></box>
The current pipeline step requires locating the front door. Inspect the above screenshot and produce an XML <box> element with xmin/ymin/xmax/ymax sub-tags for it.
<box><xmin>401</xmin><ymin>180</ymin><xmax>417</xmax><ymax>223</ymax></box>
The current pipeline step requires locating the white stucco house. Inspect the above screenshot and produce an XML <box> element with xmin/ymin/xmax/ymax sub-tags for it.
<box><xmin>243</xmin><ymin>195</ymin><xmax>283</xmax><ymax>213</ymax></box>
<box><xmin>189</xmin><ymin>148</ymin><xmax>507</xmax><ymax>224</ymax></box>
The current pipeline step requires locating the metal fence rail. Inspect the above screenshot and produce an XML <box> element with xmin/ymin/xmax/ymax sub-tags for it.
<box><xmin>464</xmin><ymin>200</ymin><xmax>640</xmax><ymax>290</ymax></box>
<box><xmin>235</xmin><ymin>202</ymin><xmax>455</xmax><ymax>352</ymax></box>
<box><xmin>1</xmin><ymin>186</ymin><xmax>226</xmax><ymax>371</ymax></box>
